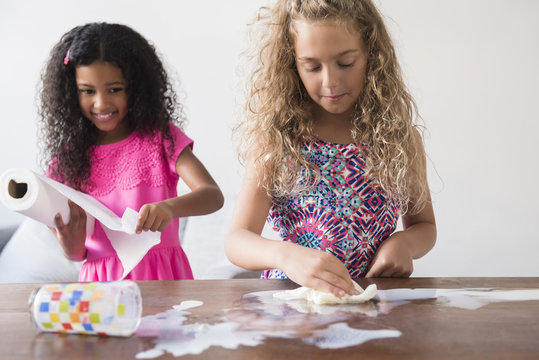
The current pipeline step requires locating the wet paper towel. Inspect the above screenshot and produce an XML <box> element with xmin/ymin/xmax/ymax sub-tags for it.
<box><xmin>0</xmin><ymin>168</ymin><xmax>160</xmax><ymax>279</ymax></box>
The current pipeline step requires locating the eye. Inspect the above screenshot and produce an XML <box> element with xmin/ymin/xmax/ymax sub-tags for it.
<box><xmin>78</xmin><ymin>88</ymin><xmax>94</xmax><ymax>95</ymax></box>
<box><xmin>338</xmin><ymin>61</ymin><xmax>355</xmax><ymax>68</ymax></box>
<box><xmin>109</xmin><ymin>87</ymin><xmax>124</xmax><ymax>94</ymax></box>
<box><xmin>306</xmin><ymin>66</ymin><xmax>321</xmax><ymax>72</ymax></box>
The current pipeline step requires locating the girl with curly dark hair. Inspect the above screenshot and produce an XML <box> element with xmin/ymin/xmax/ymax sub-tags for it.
<box><xmin>39</xmin><ymin>22</ymin><xmax>223</xmax><ymax>281</ymax></box>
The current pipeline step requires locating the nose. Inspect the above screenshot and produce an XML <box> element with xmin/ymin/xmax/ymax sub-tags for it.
<box><xmin>92</xmin><ymin>92</ymin><xmax>109</xmax><ymax>111</ymax></box>
<box><xmin>322</xmin><ymin>66</ymin><xmax>339</xmax><ymax>90</ymax></box>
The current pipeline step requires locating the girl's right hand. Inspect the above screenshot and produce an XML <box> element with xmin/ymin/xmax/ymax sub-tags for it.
<box><xmin>276</xmin><ymin>242</ymin><xmax>360</xmax><ymax>297</ymax></box>
<box><xmin>52</xmin><ymin>200</ymin><xmax>87</xmax><ymax>261</ymax></box>
<box><xmin>135</xmin><ymin>202</ymin><xmax>173</xmax><ymax>234</ymax></box>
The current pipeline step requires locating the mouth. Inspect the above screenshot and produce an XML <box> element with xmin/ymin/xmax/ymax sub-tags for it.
<box><xmin>323</xmin><ymin>94</ymin><xmax>346</xmax><ymax>102</ymax></box>
<box><xmin>92</xmin><ymin>111</ymin><xmax>117</xmax><ymax>121</ymax></box>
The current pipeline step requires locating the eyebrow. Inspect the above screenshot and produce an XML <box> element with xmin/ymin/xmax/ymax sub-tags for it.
<box><xmin>296</xmin><ymin>49</ymin><xmax>360</xmax><ymax>62</ymax></box>
<box><xmin>77</xmin><ymin>81</ymin><xmax>126</xmax><ymax>87</ymax></box>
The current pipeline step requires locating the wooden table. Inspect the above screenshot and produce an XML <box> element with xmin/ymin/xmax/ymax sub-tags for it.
<box><xmin>1</xmin><ymin>278</ymin><xmax>538</xmax><ymax>359</ymax></box>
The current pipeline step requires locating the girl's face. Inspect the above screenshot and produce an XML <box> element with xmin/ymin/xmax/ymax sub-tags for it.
<box><xmin>293</xmin><ymin>20</ymin><xmax>368</xmax><ymax>123</ymax></box>
<box><xmin>75</xmin><ymin>61</ymin><xmax>130</xmax><ymax>145</ymax></box>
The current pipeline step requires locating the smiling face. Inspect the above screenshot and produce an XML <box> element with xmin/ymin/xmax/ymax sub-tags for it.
<box><xmin>293</xmin><ymin>20</ymin><xmax>368</xmax><ymax>124</ymax></box>
<box><xmin>75</xmin><ymin>61</ymin><xmax>130</xmax><ymax>144</ymax></box>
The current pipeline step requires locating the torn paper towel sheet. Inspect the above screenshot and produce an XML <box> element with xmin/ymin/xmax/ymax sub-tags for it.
<box><xmin>0</xmin><ymin>168</ymin><xmax>160</xmax><ymax>279</ymax></box>
<box><xmin>274</xmin><ymin>282</ymin><xmax>378</xmax><ymax>305</ymax></box>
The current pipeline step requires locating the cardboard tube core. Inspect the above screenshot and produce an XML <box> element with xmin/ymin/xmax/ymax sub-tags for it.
<box><xmin>8</xmin><ymin>180</ymin><xmax>28</xmax><ymax>199</ymax></box>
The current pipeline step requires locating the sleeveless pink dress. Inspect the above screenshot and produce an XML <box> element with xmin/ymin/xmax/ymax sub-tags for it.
<box><xmin>50</xmin><ymin>123</ymin><xmax>194</xmax><ymax>281</ymax></box>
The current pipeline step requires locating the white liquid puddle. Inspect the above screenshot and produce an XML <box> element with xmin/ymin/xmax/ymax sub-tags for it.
<box><xmin>303</xmin><ymin>322</ymin><xmax>401</xmax><ymax>349</ymax></box>
<box><xmin>376</xmin><ymin>288</ymin><xmax>539</xmax><ymax>311</ymax></box>
<box><xmin>135</xmin><ymin>288</ymin><xmax>539</xmax><ymax>358</ymax></box>
<box><xmin>172</xmin><ymin>300</ymin><xmax>203</xmax><ymax>312</ymax></box>
<box><xmin>136</xmin><ymin>321</ymin><xmax>292</xmax><ymax>359</ymax></box>
<box><xmin>135</xmin><ymin>302</ymin><xmax>294</xmax><ymax>359</ymax></box>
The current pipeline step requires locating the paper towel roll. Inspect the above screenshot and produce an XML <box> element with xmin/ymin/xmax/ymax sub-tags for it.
<box><xmin>0</xmin><ymin>168</ymin><xmax>95</xmax><ymax>235</ymax></box>
<box><xmin>0</xmin><ymin>168</ymin><xmax>161</xmax><ymax>279</ymax></box>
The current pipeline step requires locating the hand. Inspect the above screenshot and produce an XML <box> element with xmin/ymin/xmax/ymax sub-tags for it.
<box><xmin>136</xmin><ymin>202</ymin><xmax>174</xmax><ymax>234</ymax></box>
<box><xmin>52</xmin><ymin>200</ymin><xmax>87</xmax><ymax>261</ymax></box>
<box><xmin>277</xmin><ymin>243</ymin><xmax>359</xmax><ymax>297</ymax></box>
<box><xmin>366</xmin><ymin>231</ymin><xmax>414</xmax><ymax>278</ymax></box>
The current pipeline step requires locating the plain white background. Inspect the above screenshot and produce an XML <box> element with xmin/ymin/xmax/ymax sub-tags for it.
<box><xmin>0</xmin><ymin>0</ymin><xmax>538</xmax><ymax>277</ymax></box>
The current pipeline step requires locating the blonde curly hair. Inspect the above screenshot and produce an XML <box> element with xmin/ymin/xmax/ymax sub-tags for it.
<box><xmin>236</xmin><ymin>0</ymin><xmax>428</xmax><ymax>215</ymax></box>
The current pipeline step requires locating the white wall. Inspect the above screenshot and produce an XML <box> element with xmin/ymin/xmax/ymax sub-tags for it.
<box><xmin>0</xmin><ymin>0</ymin><xmax>538</xmax><ymax>277</ymax></box>
<box><xmin>377</xmin><ymin>0</ymin><xmax>539</xmax><ymax>276</ymax></box>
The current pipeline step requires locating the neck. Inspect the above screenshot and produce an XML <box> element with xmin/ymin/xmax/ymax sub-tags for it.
<box><xmin>96</xmin><ymin>124</ymin><xmax>134</xmax><ymax>145</ymax></box>
<box><xmin>312</xmin><ymin>107</ymin><xmax>355</xmax><ymax>144</ymax></box>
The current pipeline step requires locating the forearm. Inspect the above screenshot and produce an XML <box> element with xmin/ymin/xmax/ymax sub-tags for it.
<box><xmin>50</xmin><ymin>227</ymin><xmax>87</xmax><ymax>262</ymax></box>
<box><xmin>161</xmin><ymin>184</ymin><xmax>224</xmax><ymax>218</ymax></box>
<box><xmin>61</xmin><ymin>241</ymin><xmax>87</xmax><ymax>262</ymax></box>
<box><xmin>397</xmin><ymin>221</ymin><xmax>436</xmax><ymax>259</ymax></box>
<box><xmin>225</xmin><ymin>228</ymin><xmax>285</xmax><ymax>271</ymax></box>
<box><xmin>226</xmin><ymin>227</ymin><xmax>360</xmax><ymax>296</ymax></box>
<box><xmin>398</xmin><ymin>193</ymin><xmax>437</xmax><ymax>260</ymax></box>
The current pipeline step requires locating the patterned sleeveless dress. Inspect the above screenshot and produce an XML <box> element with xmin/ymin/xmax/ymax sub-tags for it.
<box><xmin>264</xmin><ymin>137</ymin><xmax>400</xmax><ymax>278</ymax></box>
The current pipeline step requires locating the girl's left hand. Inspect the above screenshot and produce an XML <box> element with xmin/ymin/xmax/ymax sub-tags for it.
<box><xmin>136</xmin><ymin>202</ymin><xmax>173</xmax><ymax>233</ymax></box>
<box><xmin>365</xmin><ymin>231</ymin><xmax>413</xmax><ymax>277</ymax></box>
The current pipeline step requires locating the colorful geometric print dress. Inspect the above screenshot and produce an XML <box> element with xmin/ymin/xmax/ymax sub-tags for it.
<box><xmin>264</xmin><ymin>137</ymin><xmax>400</xmax><ymax>279</ymax></box>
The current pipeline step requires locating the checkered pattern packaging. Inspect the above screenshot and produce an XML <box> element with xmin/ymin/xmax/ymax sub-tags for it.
<box><xmin>29</xmin><ymin>281</ymin><xmax>142</xmax><ymax>337</ymax></box>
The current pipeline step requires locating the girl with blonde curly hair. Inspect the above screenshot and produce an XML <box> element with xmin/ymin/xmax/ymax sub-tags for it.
<box><xmin>226</xmin><ymin>0</ymin><xmax>436</xmax><ymax>297</ymax></box>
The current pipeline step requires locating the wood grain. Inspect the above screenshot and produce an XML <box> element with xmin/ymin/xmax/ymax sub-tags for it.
<box><xmin>1</xmin><ymin>278</ymin><xmax>538</xmax><ymax>359</ymax></box>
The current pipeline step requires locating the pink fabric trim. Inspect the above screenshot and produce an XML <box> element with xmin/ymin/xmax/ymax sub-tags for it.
<box><xmin>79</xmin><ymin>245</ymin><xmax>194</xmax><ymax>281</ymax></box>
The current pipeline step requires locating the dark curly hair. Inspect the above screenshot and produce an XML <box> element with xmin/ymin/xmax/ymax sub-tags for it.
<box><xmin>38</xmin><ymin>22</ymin><xmax>185</xmax><ymax>190</ymax></box>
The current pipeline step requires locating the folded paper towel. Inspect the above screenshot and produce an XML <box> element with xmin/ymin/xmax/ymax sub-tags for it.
<box><xmin>0</xmin><ymin>168</ymin><xmax>160</xmax><ymax>279</ymax></box>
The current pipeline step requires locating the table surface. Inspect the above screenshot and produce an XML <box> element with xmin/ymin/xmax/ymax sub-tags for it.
<box><xmin>1</xmin><ymin>277</ymin><xmax>539</xmax><ymax>359</ymax></box>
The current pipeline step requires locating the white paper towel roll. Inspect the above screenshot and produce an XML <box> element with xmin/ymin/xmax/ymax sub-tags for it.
<box><xmin>0</xmin><ymin>168</ymin><xmax>161</xmax><ymax>279</ymax></box>
<box><xmin>0</xmin><ymin>168</ymin><xmax>96</xmax><ymax>235</ymax></box>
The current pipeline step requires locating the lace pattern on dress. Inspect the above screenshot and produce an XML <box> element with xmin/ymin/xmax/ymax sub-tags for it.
<box><xmin>84</xmin><ymin>131</ymin><xmax>177</xmax><ymax>197</ymax></box>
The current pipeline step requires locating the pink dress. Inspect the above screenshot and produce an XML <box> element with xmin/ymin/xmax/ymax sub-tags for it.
<box><xmin>50</xmin><ymin>124</ymin><xmax>194</xmax><ymax>281</ymax></box>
